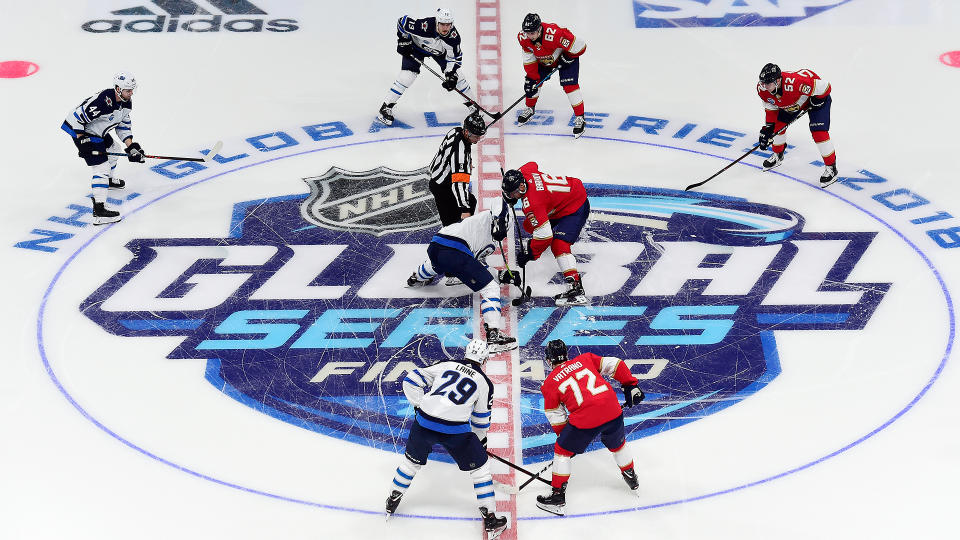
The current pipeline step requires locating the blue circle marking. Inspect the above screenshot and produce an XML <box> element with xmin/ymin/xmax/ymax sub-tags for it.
<box><xmin>37</xmin><ymin>131</ymin><xmax>955</xmax><ymax>521</ymax></box>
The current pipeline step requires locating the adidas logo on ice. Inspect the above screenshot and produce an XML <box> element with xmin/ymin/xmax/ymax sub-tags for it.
<box><xmin>83</xmin><ymin>0</ymin><xmax>299</xmax><ymax>33</ymax></box>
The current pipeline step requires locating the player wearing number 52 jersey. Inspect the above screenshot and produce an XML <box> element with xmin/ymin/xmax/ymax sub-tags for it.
<box><xmin>501</xmin><ymin>161</ymin><xmax>590</xmax><ymax>306</ymax></box>
<box><xmin>384</xmin><ymin>339</ymin><xmax>507</xmax><ymax>539</ymax></box>
<box><xmin>536</xmin><ymin>340</ymin><xmax>646</xmax><ymax>515</ymax></box>
<box><xmin>756</xmin><ymin>63</ymin><xmax>838</xmax><ymax>187</ymax></box>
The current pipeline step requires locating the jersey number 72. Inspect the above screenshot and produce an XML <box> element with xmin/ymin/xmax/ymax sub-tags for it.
<box><xmin>557</xmin><ymin>368</ymin><xmax>608</xmax><ymax>406</ymax></box>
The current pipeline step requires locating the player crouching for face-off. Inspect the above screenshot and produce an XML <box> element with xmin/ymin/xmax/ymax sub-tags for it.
<box><xmin>406</xmin><ymin>200</ymin><xmax>519</xmax><ymax>353</ymax></box>
<box><xmin>756</xmin><ymin>62</ymin><xmax>839</xmax><ymax>187</ymax></box>
<box><xmin>502</xmin><ymin>162</ymin><xmax>590</xmax><ymax>306</ymax></box>
<box><xmin>536</xmin><ymin>339</ymin><xmax>646</xmax><ymax>515</ymax></box>
<box><xmin>384</xmin><ymin>338</ymin><xmax>509</xmax><ymax>539</ymax></box>
<box><xmin>378</xmin><ymin>8</ymin><xmax>478</xmax><ymax>126</ymax></box>
<box><xmin>61</xmin><ymin>71</ymin><xmax>147</xmax><ymax>224</ymax></box>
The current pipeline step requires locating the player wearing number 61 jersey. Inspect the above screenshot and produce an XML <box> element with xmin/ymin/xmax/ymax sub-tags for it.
<box><xmin>384</xmin><ymin>339</ymin><xmax>507</xmax><ymax>538</ymax></box>
<box><xmin>501</xmin><ymin>161</ymin><xmax>590</xmax><ymax>306</ymax></box>
<box><xmin>536</xmin><ymin>339</ymin><xmax>645</xmax><ymax>515</ymax></box>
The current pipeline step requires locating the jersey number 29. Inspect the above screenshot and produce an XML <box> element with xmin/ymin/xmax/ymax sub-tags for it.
<box><xmin>431</xmin><ymin>370</ymin><xmax>478</xmax><ymax>405</ymax></box>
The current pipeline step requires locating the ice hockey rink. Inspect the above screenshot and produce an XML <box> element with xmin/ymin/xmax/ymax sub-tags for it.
<box><xmin>3</xmin><ymin>1</ymin><xmax>960</xmax><ymax>539</ymax></box>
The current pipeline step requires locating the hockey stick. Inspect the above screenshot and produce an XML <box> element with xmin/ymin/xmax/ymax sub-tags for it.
<box><xmin>101</xmin><ymin>140</ymin><xmax>224</xmax><ymax>163</ymax></box>
<box><xmin>485</xmin><ymin>451</ymin><xmax>552</xmax><ymax>486</ymax></box>
<box><xmin>518</xmin><ymin>461</ymin><xmax>553</xmax><ymax>490</ymax></box>
<box><xmin>684</xmin><ymin>110</ymin><xmax>809</xmax><ymax>191</ymax></box>
<box><xmin>406</xmin><ymin>55</ymin><xmax>497</xmax><ymax>119</ymax></box>
<box><xmin>487</xmin><ymin>65</ymin><xmax>561</xmax><ymax>127</ymax></box>
<box><xmin>509</xmin><ymin>204</ymin><xmax>533</xmax><ymax>307</ymax></box>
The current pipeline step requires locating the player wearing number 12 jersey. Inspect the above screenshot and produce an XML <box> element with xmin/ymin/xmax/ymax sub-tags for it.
<box><xmin>385</xmin><ymin>339</ymin><xmax>507</xmax><ymax>538</ymax></box>
<box><xmin>536</xmin><ymin>340</ymin><xmax>646</xmax><ymax>515</ymax></box>
<box><xmin>501</xmin><ymin>162</ymin><xmax>590</xmax><ymax>306</ymax></box>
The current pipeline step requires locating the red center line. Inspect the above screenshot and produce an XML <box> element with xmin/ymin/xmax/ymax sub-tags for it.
<box><xmin>474</xmin><ymin>1</ymin><xmax>519</xmax><ymax>538</ymax></box>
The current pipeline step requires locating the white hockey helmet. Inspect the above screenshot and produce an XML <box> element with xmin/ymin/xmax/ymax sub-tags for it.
<box><xmin>113</xmin><ymin>71</ymin><xmax>137</xmax><ymax>91</ymax></box>
<box><xmin>436</xmin><ymin>8</ymin><xmax>454</xmax><ymax>24</ymax></box>
<box><xmin>464</xmin><ymin>338</ymin><xmax>489</xmax><ymax>364</ymax></box>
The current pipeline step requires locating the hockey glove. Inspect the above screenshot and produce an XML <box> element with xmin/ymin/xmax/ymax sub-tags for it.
<box><xmin>758</xmin><ymin>123</ymin><xmax>775</xmax><ymax>150</ymax></box>
<box><xmin>809</xmin><ymin>95</ymin><xmax>826</xmax><ymax>109</ymax></box>
<box><xmin>397</xmin><ymin>37</ymin><xmax>413</xmax><ymax>55</ymax></box>
<box><xmin>76</xmin><ymin>135</ymin><xmax>97</xmax><ymax>159</ymax></box>
<box><xmin>442</xmin><ymin>72</ymin><xmax>458</xmax><ymax>92</ymax></box>
<box><xmin>125</xmin><ymin>142</ymin><xmax>146</xmax><ymax>163</ymax></box>
<box><xmin>497</xmin><ymin>269</ymin><xmax>522</xmax><ymax>287</ymax></box>
<box><xmin>622</xmin><ymin>384</ymin><xmax>645</xmax><ymax>408</ymax></box>
<box><xmin>523</xmin><ymin>77</ymin><xmax>540</xmax><ymax>98</ymax></box>
<box><xmin>515</xmin><ymin>240</ymin><xmax>532</xmax><ymax>268</ymax></box>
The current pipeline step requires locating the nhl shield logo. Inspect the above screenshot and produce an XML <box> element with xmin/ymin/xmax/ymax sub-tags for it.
<box><xmin>300</xmin><ymin>166</ymin><xmax>440</xmax><ymax>236</ymax></box>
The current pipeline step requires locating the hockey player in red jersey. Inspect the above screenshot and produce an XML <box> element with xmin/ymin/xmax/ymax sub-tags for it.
<box><xmin>501</xmin><ymin>162</ymin><xmax>590</xmax><ymax>306</ymax></box>
<box><xmin>516</xmin><ymin>13</ymin><xmax>588</xmax><ymax>138</ymax></box>
<box><xmin>535</xmin><ymin>339</ymin><xmax>645</xmax><ymax>515</ymax></box>
<box><xmin>757</xmin><ymin>62</ymin><xmax>839</xmax><ymax>187</ymax></box>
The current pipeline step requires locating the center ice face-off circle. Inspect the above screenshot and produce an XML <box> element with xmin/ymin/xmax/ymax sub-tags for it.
<box><xmin>38</xmin><ymin>129</ymin><xmax>953</xmax><ymax>520</ymax></box>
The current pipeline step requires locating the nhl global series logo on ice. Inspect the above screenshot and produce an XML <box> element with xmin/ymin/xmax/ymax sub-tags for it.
<box><xmin>82</xmin><ymin>0</ymin><xmax>299</xmax><ymax>33</ymax></box>
<box><xmin>79</xmin><ymin>165</ymin><xmax>889</xmax><ymax>464</ymax></box>
<box><xmin>633</xmin><ymin>0</ymin><xmax>850</xmax><ymax>28</ymax></box>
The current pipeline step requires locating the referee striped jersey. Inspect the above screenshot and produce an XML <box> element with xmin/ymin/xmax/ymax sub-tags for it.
<box><xmin>429</xmin><ymin>127</ymin><xmax>474</xmax><ymax>214</ymax></box>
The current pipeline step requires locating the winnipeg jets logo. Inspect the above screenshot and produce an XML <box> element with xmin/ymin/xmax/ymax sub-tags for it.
<box><xmin>300</xmin><ymin>166</ymin><xmax>439</xmax><ymax>236</ymax></box>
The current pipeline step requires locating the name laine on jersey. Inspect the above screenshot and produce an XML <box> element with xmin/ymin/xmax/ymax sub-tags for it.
<box><xmin>552</xmin><ymin>361</ymin><xmax>584</xmax><ymax>382</ymax></box>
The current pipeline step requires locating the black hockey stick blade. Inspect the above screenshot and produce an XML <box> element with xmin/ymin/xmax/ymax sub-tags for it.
<box><xmin>511</xmin><ymin>286</ymin><xmax>532</xmax><ymax>306</ymax></box>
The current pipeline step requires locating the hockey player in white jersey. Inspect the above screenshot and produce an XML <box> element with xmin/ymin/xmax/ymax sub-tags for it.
<box><xmin>385</xmin><ymin>338</ymin><xmax>508</xmax><ymax>539</ymax></box>
<box><xmin>61</xmin><ymin>72</ymin><xmax>146</xmax><ymax>224</ymax></box>
<box><xmin>406</xmin><ymin>201</ymin><xmax>520</xmax><ymax>353</ymax></box>
<box><xmin>377</xmin><ymin>8</ymin><xmax>477</xmax><ymax>126</ymax></box>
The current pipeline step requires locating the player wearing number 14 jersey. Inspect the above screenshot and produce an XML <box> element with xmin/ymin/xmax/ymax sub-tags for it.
<box><xmin>501</xmin><ymin>162</ymin><xmax>590</xmax><ymax>306</ymax></box>
<box><xmin>536</xmin><ymin>340</ymin><xmax>646</xmax><ymax>515</ymax></box>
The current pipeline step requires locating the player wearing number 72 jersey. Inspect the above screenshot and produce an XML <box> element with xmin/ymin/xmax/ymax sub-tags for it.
<box><xmin>536</xmin><ymin>339</ymin><xmax>646</xmax><ymax>515</ymax></box>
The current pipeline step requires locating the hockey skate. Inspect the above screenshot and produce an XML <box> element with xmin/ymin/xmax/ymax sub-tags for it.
<box><xmin>479</xmin><ymin>507</ymin><xmax>508</xmax><ymax>539</ymax></box>
<box><xmin>572</xmin><ymin>115</ymin><xmax>586</xmax><ymax>138</ymax></box>
<box><xmin>484</xmin><ymin>323</ymin><xmax>517</xmax><ymax>353</ymax></box>
<box><xmin>377</xmin><ymin>102</ymin><xmax>395</xmax><ymax>126</ymax></box>
<box><xmin>108</xmin><ymin>177</ymin><xmax>125</xmax><ymax>189</ymax></box>
<box><xmin>406</xmin><ymin>272</ymin><xmax>434</xmax><ymax>288</ymax></box>
<box><xmin>554</xmin><ymin>275</ymin><xmax>588</xmax><ymax>306</ymax></box>
<box><xmin>517</xmin><ymin>107</ymin><xmax>535</xmax><ymax>126</ymax></box>
<box><xmin>762</xmin><ymin>150</ymin><xmax>784</xmax><ymax>171</ymax></box>
<box><xmin>464</xmin><ymin>100</ymin><xmax>480</xmax><ymax>116</ymax></box>
<box><xmin>385</xmin><ymin>490</ymin><xmax>403</xmax><ymax>518</ymax></box>
<box><xmin>536</xmin><ymin>483</ymin><xmax>566</xmax><ymax>516</ymax></box>
<box><xmin>91</xmin><ymin>197</ymin><xmax>121</xmax><ymax>225</ymax></box>
<box><xmin>444</xmin><ymin>276</ymin><xmax>463</xmax><ymax>286</ymax></box>
<box><xmin>621</xmin><ymin>468</ymin><xmax>640</xmax><ymax>493</ymax></box>
<box><xmin>819</xmin><ymin>164</ymin><xmax>839</xmax><ymax>188</ymax></box>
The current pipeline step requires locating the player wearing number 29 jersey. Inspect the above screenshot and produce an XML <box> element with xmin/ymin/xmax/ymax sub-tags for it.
<box><xmin>385</xmin><ymin>339</ymin><xmax>507</xmax><ymax>538</ymax></box>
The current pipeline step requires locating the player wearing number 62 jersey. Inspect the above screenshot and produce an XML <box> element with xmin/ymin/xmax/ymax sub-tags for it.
<box><xmin>536</xmin><ymin>339</ymin><xmax>645</xmax><ymax>515</ymax></box>
<box><xmin>384</xmin><ymin>339</ymin><xmax>507</xmax><ymax>538</ymax></box>
<box><xmin>501</xmin><ymin>161</ymin><xmax>590</xmax><ymax>306</ymax></box>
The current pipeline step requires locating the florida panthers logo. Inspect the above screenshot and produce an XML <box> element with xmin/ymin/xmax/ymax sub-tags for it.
<box><xmin>80</xmin><ymin>170</ymin><xmax>889</xmax><ymax>463</ymax></box>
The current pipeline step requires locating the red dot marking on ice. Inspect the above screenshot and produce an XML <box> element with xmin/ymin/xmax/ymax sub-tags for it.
<box><xmin>940</xmin><ymin>51</ymin><xmax>960</xmax><ymax>68</ymax></box>
<box><xmin>0</xmin><ymin>61</ymin><xmax>39</xmax><ymax>78</ymax></box>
